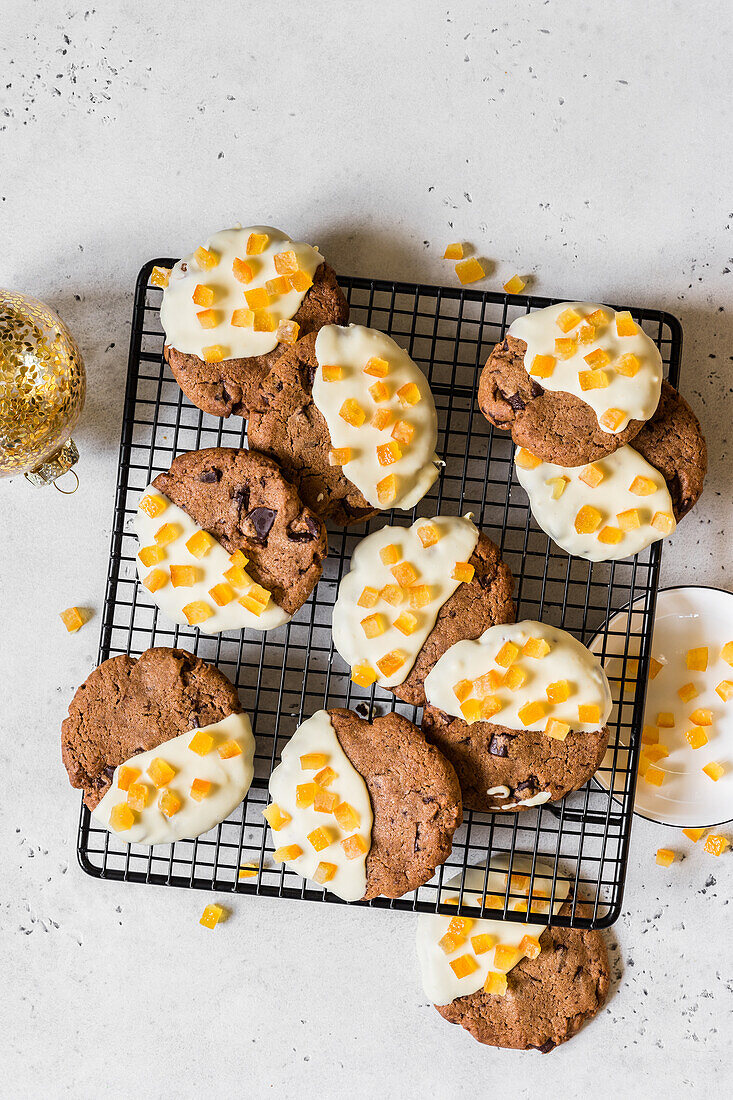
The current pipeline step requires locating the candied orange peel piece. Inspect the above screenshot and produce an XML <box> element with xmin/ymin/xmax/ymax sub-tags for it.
<box><xmin>657</xmin><ymin>712</ymin><xmax>675</xmax><ymax>727</ymax></box>
<box><xmin>523</xmin><ymin>636</ymin><xmax>551</xmax><ymax>659</ymax></box>
<box><xmin>597</xmin><ymin>525</ymin><xmax>624</xmax><ymax>545</ymax></box>
<box><xmin>138</xmin><ymin>544</ymin><xmax>166</xmax><ymax>568</ymax></box>
<box><xmin>313</xmin><ymin>786</ymin><xmax>338</xmax><ymax>814</ymax></box>
<box><xmin>574</xmin><ymin>505</ymin><xmax>603</xmax><ymax>534</ymax></box>
<box><xmin>246</xmin><ymin>232</ymin><xmax>269</xmax><ymax>255</ymax></box>
<box><xmin>148</xmin><ymin>757</ymin><xmax>175</xmax><ymax>788</ymax></box>
<box><xmin>155</xmin><ymin>522</ymin><xmax>182</xmax><ymax>547</ymax></box>
<box><xmin>110</xmin><ymin>802</ymin><xmax>135</xmax><ymax>831</ymax></box>
<box><xmin>583</xmin><ymin>348</ymin><xmax>611</xmax><ymax>369</ymax></box>
<box><xmin>493</xmin><ymin>944</ymin><xmax>520</xmax><ymax>971</ymax></box>
<box><xmin>578</xmin><ymin>368</ymin><xmax>609</xmax><ymax>391</ymax></box>
<box><xmin>253</xmin><ymin>309</ymin><xmax>276</xmax><ymax>332</ymax></box>
<box><xmin>641</xmin><ymin>725</ymin><xmax>659</xmax><ymax>745</ymax></box>
<box><xmin>689</xmin><ymin>707</ymin><xmax>713</xmax><ymax>726</ymax></box>
<box><xmin>686</xmin><ymin>647</ymin><xmax>708</xmax><ymax>671</ymax></box>
<box><xmin>360</xmin><ymin>612</ymin><xmax>386</xmax><ymax>639</ymax></box>
<box><xmin>576</xmin><ymin>322</ymin><xmax>595</xmax><ymax>345</ymax></box>
<box><xmin>372</xmin><ymin>408</ymin><xmax>393</xmax><ymax>431</ymax></box>
<box><xmin>470</xmin><ymin>932</ymin><xmax>496</xmax><ymax>955</ymax></box>
<box><xmin>715</xmin><ymin>679</ymin><xmax>733</xmax><ymax>701</ymax></box>
<box><xmin>545</xmin><ymin>718</ymin><xmax>570</xmax><ymax>741</ymax></box>
<box><xmin>578</xmin><ymin>703</ymin><xmax>601</xmax><ymax>724</ymax></box>
<box><xmin>615</xmin><ymin>310</ymin><xmax>638</xmax><ymax>336</ymax></box>
<box><xmin>452</xmin><ymin>561</ymin><xmax>475</xmax><ymax>583</ymax></box>
<box><xmin>418</xmin><ymin>523</ymin><xmax>441</xmax><ymax>548</ymax></box>
<box><xmin>515</xmin><ymin>447</ymin><xmax>541</xmax><ymax>470</ymax></box>
<box><xmin>321</xmin><ymin>363</ymin><xmax>343</xmax><ymax>382</ymax></box>
<box><xmin>376</xmin><ymin>650</ymin><xmax>406</xmax><ymax>677</ymax></box>
<box><xmin>334</xmin><ymin>801</ymin><xmax>361</xmax><ymax>832</ymax></box>
<box><xmin>223</xmin><ymin>564</ymin><xmax>248</xmax><ymax>587</ymax></box>
<box><xmin>150</xmin><ymin>266</ymin><xmax>171</xmax><ymax>288</ymax></box>
<box><xmin>444</xmin><ymin>242</ymin><xmax>464</xmax><ymax>260</ymax></box>
<box><xmin>238</xmin><ymin>863</ymin><xmax>258</xmax><ymax>879</ymax></box>
<box><xmin>503</xmin><ymin>274</ymin><xmax>526</xmax><ymax>294</ymax></box>
<box><xmin>314</xmin><ymin>765</ymin><xmax>337</xmax><ymax>788</ymax></box>
<box><xmin>376</xmin><ymin>474</ymin><xmax>397</xmax><ymax>505</ymax></box>
<box><xmin>369</xmin><ymin>380</ymin><xmax>390</xmax><ymax>403</ymax></box>
<box><xmin>313</xmin><ymin>861</ymin><xmax>337</xmax><ymax>884</ymax></box>
<box><xmin>495</xmin><ymin>640</ymin><xmax>520</xmax><ymax>668</ymax></box>
<box><xmin>587</xmin><ymin>308</ymin><xmax>609</xmax><ymax>327</ymax></box>
<box><xmin>645</xmin><ymin>744</ymin><xmax>669</xmax><ymax>762</ymax></box>
<box><xmin>238</xmin><ymin>583</ymin><xmax>271</xmax><ymax>616</ymax></box>
<box><xmin>351</xmin><ymin>662</ymin><xmax>378</xmax><ymax>687</ymax></box>
<box><xmin>629</xmin><ymin>475</ymin><xmax>657</xmax><ymax>496</ymax></box>
<box><xmin>599</xmin><ymin>409</ymin><xmax>626</xmax><ymax>432</ymax></box>
<box><xmin>59</xmin><ymin>606</ymin><xmax>85</xmax><ymax>632</ymax></box>
<box><xmin>231</xmin><ymin>308</ymin><xmax>255</xmax><ymax>328</ymax></box>
<box><xmin>341</xmin><ymin>834</ymin><xmax>369</xmax><ymax>860</ymax></box>
<box><xmin>276</xmin><ymin>319</ymin><xmax>300</xmax><ymax>345</ymax></box>
<box><xmin>617</xmin><ymin>508</ymin><xmax>641</xmax><ymax>532</ymax></box>
<box><xmin>192</xmin><ymin>284</ymin><xmax>214</xmax><ymax>307</ymax></box>
<box><xmin>182</xmin><ymin>600</ymin><xmax>213</xmax><ymax>626</ymax></box>
<box><xmin>721</xmin><ymin>641</ymin><xmax>733</xmax><ymax>666</ymax></box>
<box><xmin>263</xmin><ymin>803</ymin><xmax>291</xmax><ymax>831</ymax></box>
<box><xmin>158</xmin><ymin>790</ymin><xmax>181</xmax><ymax>817</ymax></box>
<box><xmin>645</xmin><ymin>764</ymin><xmax>665</xmax><ymax>787</ymax></box>
<box><xmin>702</xmin><ymin>761</ymin><xmax>724</xmax><ymax>782</ymax></box>
<box><xmin>339</xmin><ymin>398</ymin><xmax>366</xmax><ymax>427</ymax></box>
<box><xmin>357</xmin><ymin>586</ymin><xmax>379</xmax><ymax>608</ymax></box>
<box><xmin>217</xmin><ymin>740</ymin><xmax>242</xmax><ymax>760</ymax></box>
<box><xmin>394</xmin><ymin>611</ymin><xmax>418</xmax><ymax>635</ymax></box>
<box><xmin>449</xmin><ymin>953</ymin><xmax>479</xmax><ymax>979</ymax></box>
<box><xmin>289</xmin><ymin>270</ymin><xmax>312</xmax><ymax>293</ymax></box>
<box><xmin>196</xmin><ymin>308</ymin><xmax>218</xmax><ymax>329</ymax></box>
<box><xmin>140</xmin><ymin>494</ymin><xmax>167</xmax><ymax>518</ymax></box>
<box><xmin>504</xmin><ymin>665</ymin><xmax>527</xmax><ymax>691</ymax></box>
<box><xmin>208</xmin><ymin>582</ymin><xmax>234</xmax><ymax>607</ymax></box>
<box><xmin>274</xmin><ymin>844</ymin><xmax>303</xmax><ymax>862</ymax></box>
<box><xmin>376</xmin><ymin>440</ymin><xmax>402</xmax><ymax>466</ymax></box>
<box><xmin>554</xmin><ymin>337</ymin><xmax>577</xmax><ymax>360</ymax></box>
<box><xmin>530</xmin><ymin>354</ymin><xmax>555</xmax><ymax>379</ymax></box>
<box><xmin>615</xmin><ymin>352</ymin><xmax>640</xmax><ymax>377</ymax></box>
<box><xmin>455</xmin><ymin>258</ymin><xmax>485</xmax><ymax>284</ymax></box>
<box><xmin>232</xmin><ymin>257</ymin><xmax>254</xmax><ymax>283</ymax></box>
<box><xmin>392</xmin><ymin>561</ymin><xmax>419</xmax><ymax>586</ymax></box>
<box><xmin>546</xmin><ymin>681</ymin><xmax>570</xmax><ymax>708</ymax></box>
<box><xmin>682</xmin><ymin>827</ymin><xmax>706</xmax><ymax>843</ymax></box>
<box><xmin>117</xmin><ymin>765</ymin><xmax>141</xmax><ymax>792</ymax></box>
<box><xmin>556</xmin><ymin>307</ymin><xmax>582</xmax><ymax>333</ymax></box>
<box><xmin>704</xmin><ymin>834</ymin><xmax>730</xmax><ymax>856</ymax></box>
<box><xmin>328</xmin><ymin>447</ymin><xmax>352</xmax><ymax>466</ymax></box>
<box><xmin>126</xmin><ymin>782</ymin><xmax>148</xmax><ymax>812</ymax></box>
<box><xmin>396</xmin><ymin>382</ymin><xmax>421</xmax><ymax>407</ymax></box>
<box><xmin>381</xmin><ymin>584</ymin><xmax>405</xmax><ymax>606</ymax></box>
<box><xmin>307</xmin><ymin>826</ymin><xmax>336</xmax><ymax>853</ymax></box>
<box><xmin>547</xmin><ymin>475</ymin><xmax>569</xmax><ymax>499</ymax></box>
<box><xmin>656</xmin><ymin>848</ymin><xmax>675</xmax><ymax>867</ymax></box>
<box><xmin>244</xmin><ymin>286</ymin><xmax>270</xmax><ymax>311</ymax></box>
<box><xmin>199</xmin><ymin>904</ymin><xmax>225</xmax><ymax>929</ymax></box>
<box><xmin>190</xmin><ymin>778</ymin><xmax>212</xmax><ymax>802</ymax></box>
<box><xmin>677</xmin><ymin>681</ymin><xmax>698</xmax><ymax>702</ymax></box>
<box><xmin>295</xmin><ymin>783</ymin><xmax>316</xmax><ymax>808</ymax></box>
<box><xmin>578</xmin><ymin>464</ymin><xmax>604</xmax><ymax>488</ymax></box>
<box><xmin>186</xmin><ymin>530</ymin><xmax>214</xmax><ymax>558</ymax></box>
<box><xmin>685</xmin><ymin>727</ymin><xmax>708</xmax><ymax>749</ymax></box>
<box><xmin>453</xmin><ymin>679</ymin><xmax>473</xmax><ymax>703</ymax></box>
<box><xmin>202</xmin><ymin>344</ymin><xmax>227</xmax><ymax>363</ymax></box>
<box><xmin>484</xmin><ymin>971</ymin><xmax>508</xmax><ymax>996</ymax></box>
<box><xmin>364</xmin><ymin>356</ymin><xmax>389</xmax><ymax>377</ymax></box>
<box><xmin>266</xmin><ymin>276</ymin><xmax>291</xmax><ymax>297</ymax></box>
<box><xmin>380</xmin><ymin>544</ymin><xmax>401</xmax><ymax>565</ymax></box>
<box><xmin>520</xmin><ymin>934</ymin><xmax>541</xmax><ymax>959</ymax></box>
<box><xmin>518</xmin><ymin>700</ymin><xmax>545</xmax><ymax>726</ymax></box>
<box><xmin>189</xmin><ymin>731</ymin><xmax>214</xmax><ymax>756</ymax></box>
<box><xmin>194</xmin><ymin>246</ymin><xmax>218</xmax><ymax>269</ymax></box>
<box><xmin>273</xmin><ymin>249</ymin><xmax>298</xmax><ymax>275</ymax></box>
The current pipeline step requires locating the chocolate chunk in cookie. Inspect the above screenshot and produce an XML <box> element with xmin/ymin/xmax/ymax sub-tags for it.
<box><xmin>152</xmin><ymin>447</ymin><xmax>327</xmax><ymax>616</ymax></box>
<box><xmin>61</xmin><ymin>647</ymin><xmax>242</xmax><ymax>809</ymax></box>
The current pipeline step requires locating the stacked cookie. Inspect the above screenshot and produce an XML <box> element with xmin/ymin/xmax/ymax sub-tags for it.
<box><xmin>61</xmin><ymin>232</ymin><xmax>709</xmax><ymax>1052</ymax></box>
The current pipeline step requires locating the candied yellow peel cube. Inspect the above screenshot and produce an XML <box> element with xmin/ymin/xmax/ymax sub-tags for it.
<box><xmin>686</xmin><ymin>647</ymin><xmax>708</xmax><ymax>672</ymax></box>
<box><xmin>339</xmin><ymin>398</ymin><xmax>366</xmax><ymax>427</ymax></box>
<box><xmin>396</xmin><ymin>382</ymin><xmax>421</xmax><ymax>407</ymax></box>
<box><xmin>273</xmin><ymin>249</ymin><xmax>298</xmax><ymax>275</ymax></box>
<box><xmin>689</xmin><ymin>708</ymin><xmax>713</xmax><ymax>726</ymax></box>
<box><xmin>182</xmin><ymin>600</ymin><xmax>213</xmax><ymax>626</ymax></box>
<box><xmin>376</xmin><ymin>440</ymin><xmax>402</xmax><ymax>466</ymax></box>
<box><xmin>377</xmin><ymin>474</ymin><xmax>398</xmax><ymax>506</ymax></box>
<box><xmin>523</xmin><ymin>636</ymin><xmax>550</xmax><ymax>659</ymax></box>
<box><xmin>460</xmin><ymin>699</ymin><xmax>482</xmax><ymax>724</ymax></box>
<box><xmin>455</xmin><ymin>258</ymin><xmax>485</xmax><ymax>284</ymax></box>
<box><xmin>109</xmin><ymin>803</ymin><xmax>135</xmax><ymax>831</ymax></box>
<box><xmin>579</xmin><ymin>464</ymin><xmax>604</xmax><ymax>488</ymax></box>
<box><xmin>139</xmin><ymin>494</ymin><xmax>167</xmax><ymax>518</ymax></box>
<box><xmin>599</xmin><ymin>408</ymin><xmax>626</xmax><ymax>432</ymax></box>
<box><xmin>313</xmin><ymin>786</ymin><xmax>338</xmax><ymax>813</ymax></box>
<box><xmin>546</xmin><ymin>679</ymin><xmax>570</xmax><ymax>704</ymax></box>
<box><xmin>520</xmin><ymin>934</ymin><xmax>541</xmax><ymax>959</ymax></box>
<box><xmin>202</xmin><ymin>344</ymin><xmax>227</xmax><ymax>363</ymax></box>
<box><xmin>598</xmin><ymin>525</ymin><xmax>624</xmax><ymax>545</ymax></box>
<box><xmin>369</xmin><ymin>380</ymin><xmax>390</xmax><ymax>404</ymax></box>
<box><xmin>300</xmin><ymin>752</ymin><xmax>329</xmax><ymax>771</ymax></box>
<box><xmin>493</xmin><ymin>944</ymin><xmax>520</xmax><ymax>971</ymax></box>
<box><xmin>232</xmin><ymin>257</ymin><xmax>254</xmax><ymax>283</ymax></box>
<box><xmin>231</xmin><ymin>308</ymin><xmax>255</xmax><ymax>328</ymax></box>
<box><xmin>60</xmin><ymin>606</ymin><xmax>85</xmax><ymax>632</ymax></box>
<box><xmin>556</xmin><ymin>308</ymin><xmax>582</xmax><ymax>333</ymax></box>
<box><xmin>328</xmin><ymin>447</ymin><xmax>352</xmax><ymax>466</ymax></box>
<box><xmin>444</xmin><ymin>242</ymin><xmax>464</xmax><ymax>260</ymax></box>
<box><xmin>150</xmin><ymin>266</ymin><xmax>171</xmax><ymax>288</ymax></box>
<box><xmin>126</xmin><ymin>782</ymin><xmax>148</xmax><ymax>812</ymax></box>
<box><xmin>495</xmin><ymin>641</ymin><xmax>519</xmax><ymax>668</ymax></box>
<box><xmin>321</xmin><ymin>363</ymin><xmax>343</xmax><ymax>382</ymax></box>
<box><xmin>656</xmin><ymin>848</ymin><xmax>675</xmax><ymax>867</ymax></box>
<box><xmin>341</xmin><ymin>834</ymin><xmax>369</xmax><ymax>860</ymax></box>
<box><xmin>381</xmin><ymin>584</ymin><xmax>405</xmax><ymax>606</ymax></box>
<box><xmin>307</xmin><ymin>826</ymin><xmax>336</xmax><ymax>853</ymax></box>
<box><xmin>394</xmin><ymin>611</ymin><xmax>418</xmax><ymax>635</ymax></box>
<box><xmin>192</xmin><ymin>283</ymin><xmax>215</xmax><ymax>308</ymax></box>
<box><xmin>649</xmin><ymin>511</ymin><xmax>674</xmax><ymax>536</ymax></box>
<box><xmin>238</xmin><ymin>863</ymin><xmax>258</xmax><ymax>879</ymax></box>
<box><xmin>682</xmin><ymin>827</ymin><xmax>706</xmax><ymax>842</ymax></box>
<box><xmin>578</xmin><ymin>368</ymin><xmax>609</xmax><ymax>391</ymax></box>
<box><xmin>263</xmin><ymin>803</ymin><xmax>291</xmax><ymax>831</ymax></box>
<box><xmin>313</xmin><ymin>861</ymin><xmax>337</xmax><ymax>884</ymax></box>
<box><xmin>617</xmin><ymin>509</ymin><xmax>641</xmax><ymax>532</ymax></box>
<box><xmin>615</xmin><ymin>310</ymin><xmax>638</xmax><ymax>336</ymax></box>
<box><xmin>504</xmin><ymin>666</ymin><xmax>527</xmax><ymax>691</ymax></box>
<box><xmin>452</xmin><ymin>561</ymin><xmax>475</xmax><ymax>583</ymax></box>
<box><xmin>372</xmin><ymin>408</ymin><xmax>393</xmax><ymax>431</ymax></box>
<box><xmin>545</xmin><ymin>718</ymin><xmax>570</xmax><ymax>741</ymax></box>
<box><xmin>453</xmin><ymin>679</ymin><xmax>473</xmax><ymax>702</ymax></box>
<box><xmin>715</xmin><ymin>679</ymin><xmax>733</xmax><ymax>701</ymax></box>
<box><xmin>703</xmin><ymin>762</ymin><xmax>724</xmax><ymax>782</ymax></box>
<box><xmin>547</xmin><ymin>475</ymin><xmax>569</xmax><ymax>499</ymax></box>
<box><xmin>295</xmin><ymin>783</ymin><xmax>316</xmax><ymax>808</ymax></box>
<box><xmin>276</xmin><ymin>319</ymin><xmax>300</xmax><ymax>345</ymax></box>
<box><xmin>586</xmin><ymin>309</ymin><xmax>609</xmax><ymax>328</ymax></box>
<box><xmin>574</xmin><ymin>505</ymin><xmax>603</xmax><ymax>534</ymax></box>
<box><xmin>360</xmin><ymin>613</ymin><xmax>386</xmax><ymax>639</ymax></box>
<box><xmin>449</xmin><ymin>953</ymin><xmax>479</xmax><ymax>979</ymax></box>
<box><xmin>363</xmin><ymin>356</ymin><xmax>389</xmax><ymax>377</ymax></box>
<box><xmin>583</xmin><ymin>348</ymin><xmax>611</xmax><ymax>369</ymax></box>
<box><xmin>351</xmin><ymin>663</ymin><xmax>378</xmax><ymax>687</ymax></box>
<box><xmin>190</xmin><ymin>778</ymin><xmax>212</xmax><ymax>802</ymax></box>
<box><xmin>629</xmin><ymin>476</ymin><xmax>658</xmax><ymax>496</ymax></box>
<box><xmin>516</xmin><ymin>447</ymin><xmax>542</xmax><ymax>470</ymax></box>
<box><xmin>246</xmin><ymin>232</ymin><xmax>269</xmax><ymax>255</ymax></box>
<box><xmin>392</xmin><ymin>561</ymin><xmax>419</xmax><ymax>587</ymax></box>
<box><xmin>391</xmin><ymin>419</ymin><xmax>413</xmax><ymax>445</ymax></box>
<box><xmin>376</xmin><ymin>650</ymin><xmax>406</xmax><ymax>677</ymax></box>
<box><xmin>148</xmin><ymin>757</ymin><xmax>175</xmax><ymax>788</ymax></box>
<box><xmin>554</xmin><ymin>337</ymin><xmax>577</xmax><ymax>360</ymax></box>
<box><xmin>380</xmin><ymin>543</ymin><xmax>401</xmax><ymax>565</ymax></box>
<box><xmin>518</xmin><ymin>700</ymin><xmax>545</xmax><ymax>726</ymax></box>
<box><xmin>314</xmin><ymin>765</ymin><xmax>337</xmax><ymax>788</ymax></box>
<box><xmin>189</xmin><ymin>731</ymin><xmax>214</xmax><ymax>756</ymax></box>
<box><xmin>685</xmin><ymin>726</ymin><xmax>708</xmax><ymax>749</ymax></box>
<box><xmin>209</xmin><ymin>582</ymin><xmax>234</xmax><ymax>607</ymax></box>
<box><xmin>253</xmin><ymin>309</ymin><xmax>276</xmax><ymax>333</ymax></box>
<box><xmin>418</xmin><ymin>523</ymin><xmax>441</xmax><ymax>548</ymax></box>
<box><xmin>138</xmin><ymin>544</ymin><xmax>166</xmax><ymax>568</ymax></box>
<box><xmin>194</xmin><ymin>246</ymin><xmax>219</xmax><ymax>270</ymax></box>
<box><xmin>615</xmin><ymin>353</ymin><xmax>640</xmax><ymax>377</ymax></box>
<box><xmin>471</xmin><ymin>932</ymin><xmax>496</xmax><ymax>955</ymax></box>
<box><xmin>196</xmin><ymin>308</ymin><xmax>218</xmax><ymax>329</ymax></box>
<box><xmin>223</xmin><ymin>564</ymin><xmax>248</xmax><ymax>587</ymax></box>
<box><xmin>704</xmin><ymin>834</ymin><xmax>730</xmax><ymax>857</ymax></box>
<box><xmin>578</xmin><ymin>703</ymin><xmax>601</xmax><ymax>725</ymax></box>
<box><xmin>199</xmin><ymin>904</ymin><xmax>225</xmax><ymax>929</ymax></box>
<box><xmin>117</xmin><ymin>765</ymin><xmax>141</xmax><ymax>792</ymax></box>
<box><xmin>186</xmin><ymin>530</ymin><xmax>214</xmax><ymax>558</ymax></box>
<box><xmin>238</xmin><ymin>584</ymin><xmax>271</xmax><ymax>616</ymax></box>
<box><xmin>576</xmin><ymin>322</ymin><xmax>595</xmax><ymax>345</ymax></box>
<box><xmin>244</xmin><ymin>286</ymin><xmax>270</xmax><ymax>311</ymax></box>
<box><xmin>273</xmin><ymin>844</ymin><xmax>303</xmax><ymax>863</ymax></box>
<box><xmin>154</xmin><ymin>522</ymin><xmax>181</xmax><ymax>546</ymax></box>
<box><xmin>530</xmin><ymin>354</ymin><xmax>555</xmax><ymax>378</ymax></box>
<box><xmin>334</xmin><ymin>801</ymin><xmax>361</xmax><ymax>832</ymax></box>
<box><xmin>438</xmin><ymin>931</ymin><xmax>466</xmax><ymax>955</ymax></box>
<box><xmin>357</xmin><ymin>586</ymin><xmax>380</xmax><ymax>608</ymax></box>
<box><xmin>503</xmin><ymin>274</ymin><xmax>526</xmax><ymax>294</ymax></box>
<box><xmin>289</xmin><ymin>270</ymin><xmax>312</xmax><ymax>293</ymax></box>
<box><xmin>217</xmin><ymin>740</ymin><xmax>242</xmax><ymax>760</ymax></box>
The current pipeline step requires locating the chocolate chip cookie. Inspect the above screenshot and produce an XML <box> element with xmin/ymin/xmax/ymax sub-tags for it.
<box><xmin>330</xmin><ymin>709</ymin><xmax>462</xmax><ymax>899</ymax></box>
<box><xmin>152</xmin><ymin>446</ymin><xmax>327</xmax><ymax>616</ymax></box>
<box><xmin>62</xmin><ymin>647</ymin><xmax>242</xmax><ymax>810</ymax></box>
<box><xmin>435</xmin><ymin>899</ymin><xmax>610</xmax><ymax>1050</ymax></box>
<box><xmin>631</xmin><ymin>380</ymin><xmax>707</xmax><ymax>520</ymax></box>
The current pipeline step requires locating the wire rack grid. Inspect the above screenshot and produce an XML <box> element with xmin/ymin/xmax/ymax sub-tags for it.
<box><xmin>77</xmin><ymin>260</ymin><xmax>682</xmax><ymax>929</ymax></box>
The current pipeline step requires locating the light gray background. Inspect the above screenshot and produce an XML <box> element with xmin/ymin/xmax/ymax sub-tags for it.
<box><xmin>2</xmin><ymin>2</ymin><xmax>731</xmax><ymax>1097</ymax></box>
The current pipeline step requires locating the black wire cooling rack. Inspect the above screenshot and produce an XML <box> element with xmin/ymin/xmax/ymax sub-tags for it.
<box><xmin>77</xmin><ymin>260</ymin><xmax>682</xmax><ymax>929</ymax></box>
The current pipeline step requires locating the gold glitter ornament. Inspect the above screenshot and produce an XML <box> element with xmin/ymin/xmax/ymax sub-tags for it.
<box><xmin>0</xmin><ymin>289</ymin><xmax>86</xmax><ymax>485</ymax></box>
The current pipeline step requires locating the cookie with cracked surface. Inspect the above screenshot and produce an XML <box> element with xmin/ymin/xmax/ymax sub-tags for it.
<box><xmin>435</xmin><ymin>899</ymin><xmax>610</xmax><ymax>1051</ymax></box>
<box><xmin>248</xmin><ymin>325</ymin><xmax>441</xmax><ymax>526</ymax></box>
<box><xmin>331</xmin><ymin>709</ymin><xmax>462</xmax><ymax>900</ymax></box>
<box><xmin>160</xmin><ymin>225</ymin><xmax>348</xmax><ymax>418</ymax></box>
<box><xmin>421</xmin><ymin>706</ymin><xmax>609</xmax><ymax>813</ymax></box>
<box><xmin>631</xmin><ymin>380</ymin><xmax>706</xmax><ymax>520</ymax></box>
<box><xmin>151</xmin><ymin>446</ymin><xmax>327</xmax><ymax>617</ymax></box>
<box><xmin>61</xmin><ymin>647</ymin><xmax>242</xmax><ymax>810</ymax></box>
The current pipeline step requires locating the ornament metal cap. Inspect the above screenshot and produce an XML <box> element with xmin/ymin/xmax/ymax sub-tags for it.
<box><xmin>24</xmin><ymin>438</ymin><xmax>79</xmax><ymax>489</ymax></box>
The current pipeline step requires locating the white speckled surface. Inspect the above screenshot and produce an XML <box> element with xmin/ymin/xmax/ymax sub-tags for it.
<box><xmin>2</xmin><ymin>2</ymin><xmax>732</xmax><ymax>1096</ymax></box>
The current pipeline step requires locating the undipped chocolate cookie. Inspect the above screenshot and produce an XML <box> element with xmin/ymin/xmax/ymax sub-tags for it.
<box><xmin>266</xmin><ymin>708</ymin><xmax>462</xmax><ymax>901</ymax></box>
<box><xmin>159</xmin><ymin>225</ymin><xmax>349</xmax><ymax>418</ymax></box>
<box><xmin>478</xmin><ymin>303</ymin><xmax>663</xmax><ymax>466</ymax></box>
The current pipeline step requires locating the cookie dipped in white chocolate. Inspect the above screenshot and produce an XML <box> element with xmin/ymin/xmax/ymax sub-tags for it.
<box><xmin>266</xmin><ymin>711</ymin><xmax>373</xmax><ymax>902</ymax></box>
<box><xmin>312</xmin><ymin>324</ymin><xmax>440</xmax><ymax>511</ymax></box>
<box><xmin>134</xmin><ymin>486</ymin><xmax>290</xmax><ymax>633</ymax></box>
<box><xmin>424</xmin><ymin>621</ymin><xmax>612</xmax><ymax>736</ymax></box>
<box><xmin>515</xmin><ymin>444</ymin><xmax>676</xmax><ymax>561</ymax></box>
<box><xmin>416</xmin><ymin>857</ymin><xmax>570</xmax><ymax>1004</ymax></box>
<box><xmin>332</xmin><ymin>515</ymin><xmax>480</xmax><ymax>689</ymax></box>
<box><xmin>509</xmin><ymin>303</ymin><xmax>662</xmax><ymax>434</ymax></box>
<box><xmin>160</xmin><ymin>226</ymin><xmax>323</xmax><ymax>362</ymax></box>
<box><xmin>93</xmin><ymin>712</ymin><xmax>255</xmax><ymax>845</ymax></box>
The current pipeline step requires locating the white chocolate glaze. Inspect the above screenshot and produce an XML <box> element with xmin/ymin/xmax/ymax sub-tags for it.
<box><xmin>424</xmin><ymin>620</ymin><xmax>612</xmax><ymax>733</ymax></box>
<box><xmin>515</xmin><ymin>444</ymin><xmax>675</xmax><ymax>561</ymax></box>
<box><xmin>509</xmin><ymin>302</ymin><xmax>662</xmax><ymax>433</ymax></box>
<box><xmin>416</xmin><ymin>857</ymin><xmax>570</xmax><ymax>1004</ymax></box>
<box><xmin>160</xmin><ymin>225</ymin><xmax>322</xmax><ymax>360</ymax></box>
<box><xmin>332</xmin><ymin>515</ymin><xmax>480</xmax><ymax>688</ymax></box>
<box><xmin>93</xmin><ymin>713</ymin><xmax>255</xmax><ymax>845</ymax></box>
<box><xmin>134</xmin><ymin>485</ymin><xmax>290</xmax><ymax>633</ymax></box>
<box><xmin>312</xmin><ymin>324</ymin><xmax>440</xmax><ymax>510</ymax></box>
<box><xmin>266</xmin><ymin>711</ymin><xmax>373</xmax><ymax>902</ymax></box>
